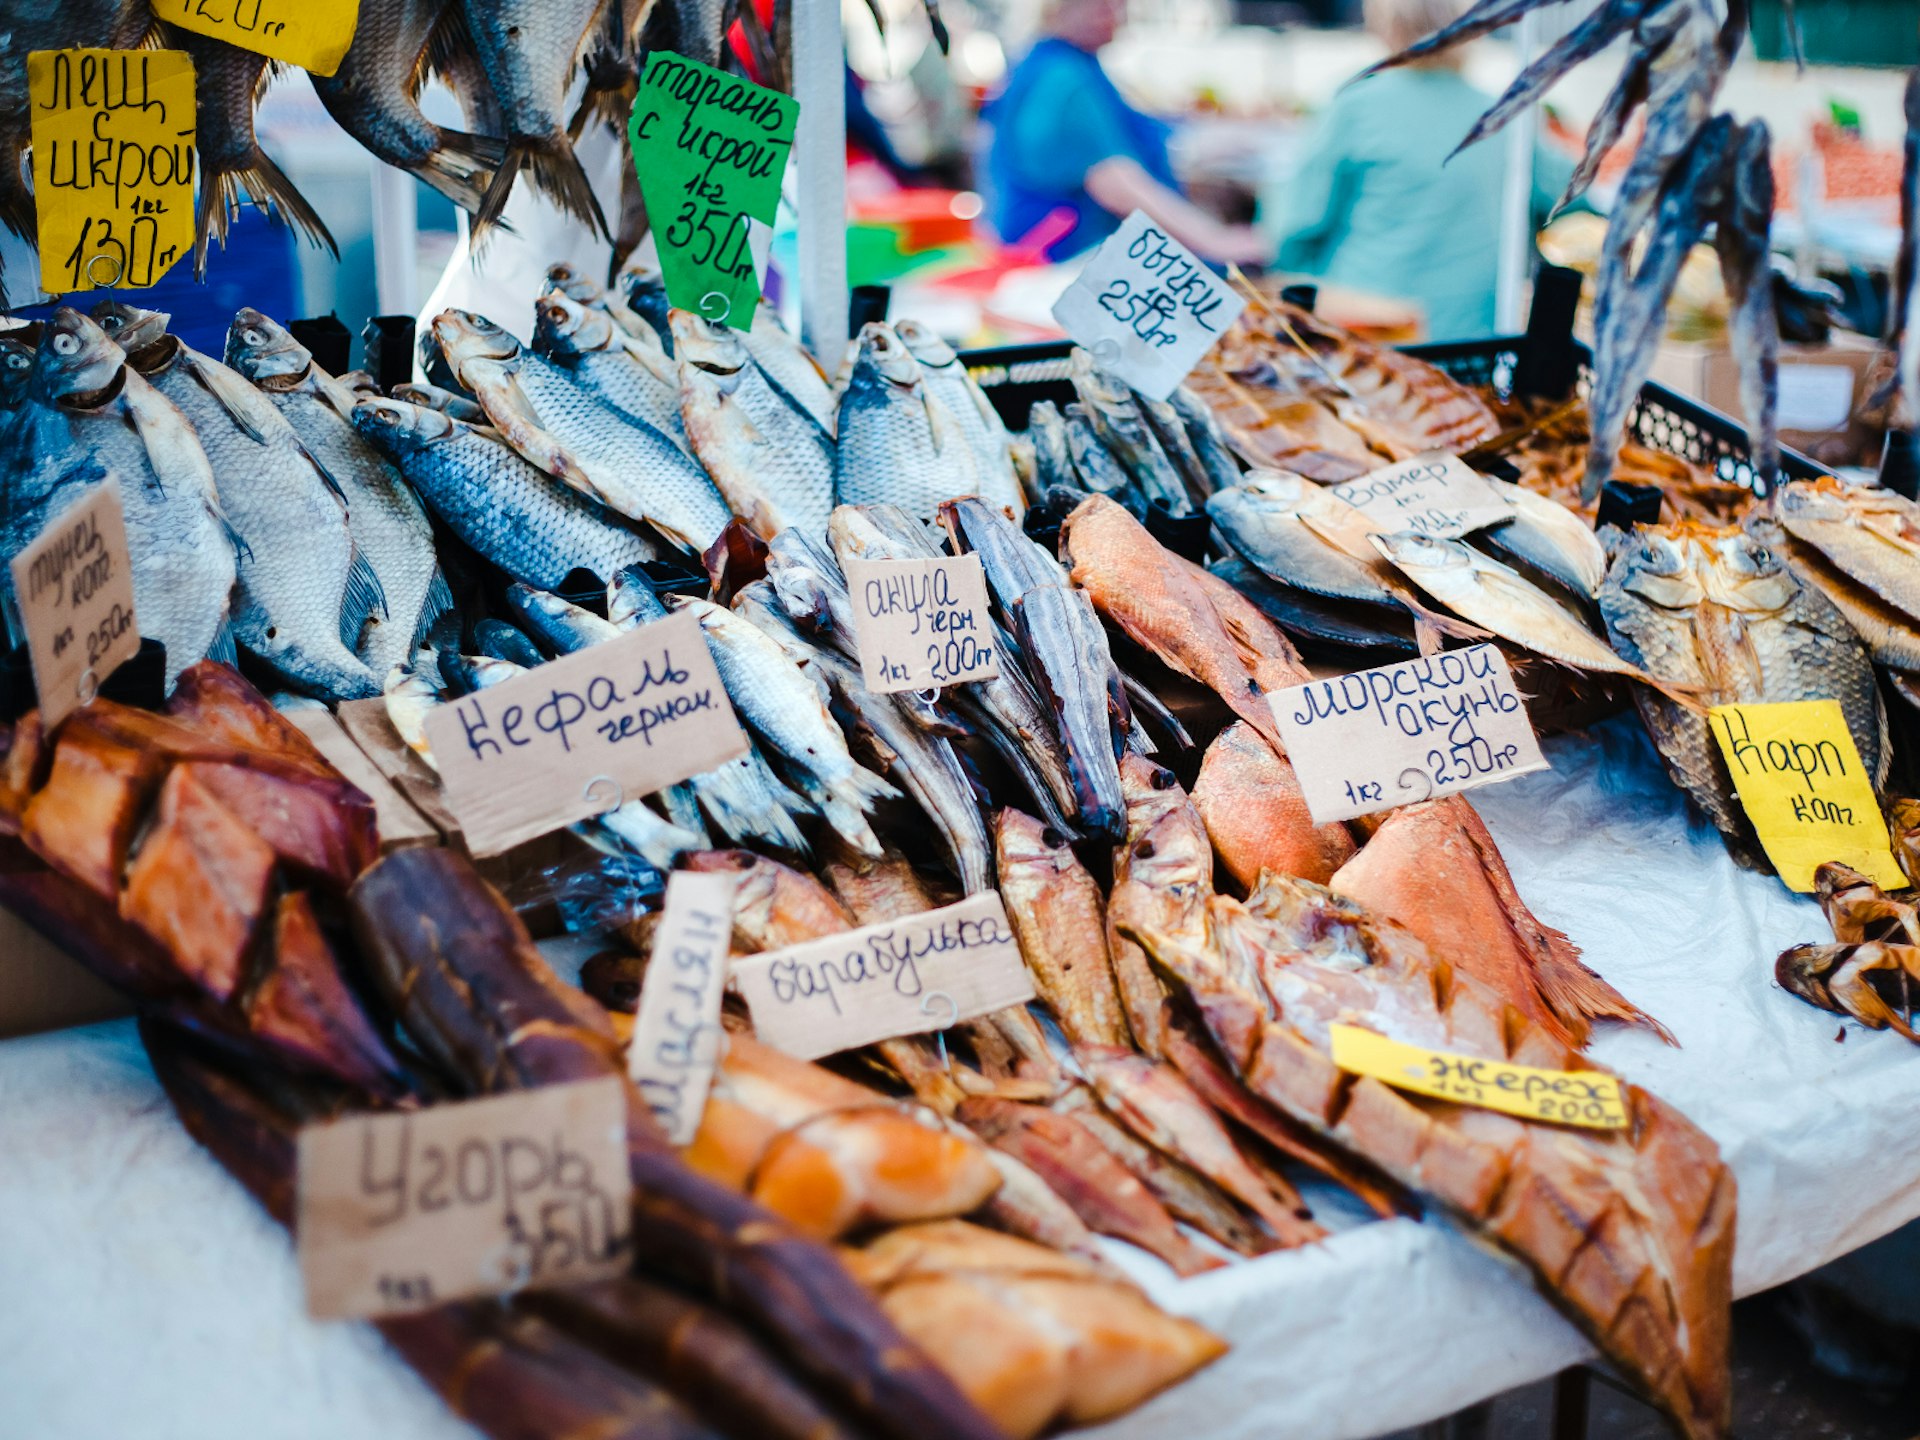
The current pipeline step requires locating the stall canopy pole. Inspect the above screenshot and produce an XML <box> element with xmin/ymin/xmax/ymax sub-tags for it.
<box><xmin>794</xmin><ymin>0</ymin><xmax>850</xmax><ymax>354</ymax></box>
<box><xmin>1494</xmin><ymin>9</ymin><xmax>1542</xmax><ymax>334</ymax></box>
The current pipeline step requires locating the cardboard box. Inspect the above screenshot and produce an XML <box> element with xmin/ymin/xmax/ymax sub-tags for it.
<box><xmin>0</xmin><ymin>909</ymin><xmax>130</xmax><ymax>1041</ymax></box>
<box><xmin>1648</xmin><ymin>330</ymin><xmax>1881</xmax><ymax>469</ymax></box>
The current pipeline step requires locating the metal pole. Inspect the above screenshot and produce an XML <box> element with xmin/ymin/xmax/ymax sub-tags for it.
<box><xmin>370</xmin><ymin>162</ymin><xmax>420</xmax><ymax>319</ymax></box>
<box><xmin>1494</xmin><ymin>9</ymin><xmax>1541</xmax><ymax>334</ymax></box>
<box><xmin>794</xmin><ymin>0</ymin><xmax>849</xmax><ymax>354</ymax></box>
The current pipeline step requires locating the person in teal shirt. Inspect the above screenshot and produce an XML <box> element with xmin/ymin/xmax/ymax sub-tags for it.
<box><xmin>1260</xmin><ymin>0</ymin><xmax>1577</xmax><ymax>340</ymax></box>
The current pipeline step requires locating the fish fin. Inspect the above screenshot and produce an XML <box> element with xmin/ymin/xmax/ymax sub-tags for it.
<box><xmin>409</xmin><ymin>132</ymin><xmax>510</xmax><ymax>216</ymax></box>
<box><xmin>194</xmin><ymin>151</ymin><xmax>337</xmax><ymax>278</ymax></box>
<box><xmin>1413</xmin><ymin>614</ymin><xmax>1448</xmax><ymax>656</ymax></box>
<box><xmin>1534</xmin><ymin>940</ymin><xmax>1677</xmax><ymax>1047</ymax></box>
<box><xmin>341</xmin><ymin>548</ymin><xmax>389</xmax><ymax>657</ymax></box>
<box><xmin>412</xmin><ymin>568</ymin><xmax>455</xmax><ymax>653</ymax></box>
<box><xmin>184</xmin><ymin>351</ymin><xmax>271</xmax><ymax>445</ymax></box>
<box><xmin>476</xmin><ymin>137</ymin><xmax>609</xmax><ymax>245</ymax></box>
<box><xmin>206</xmin><ymin>619</ymin><xmax>238</xmax><ymax>667</ymax></box>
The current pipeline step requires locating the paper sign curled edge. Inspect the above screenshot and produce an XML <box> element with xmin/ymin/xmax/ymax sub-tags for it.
<box><xmin>9</xmin><ymin>482</ymin><xmax>141</xmax><ymax>727</ymax></box>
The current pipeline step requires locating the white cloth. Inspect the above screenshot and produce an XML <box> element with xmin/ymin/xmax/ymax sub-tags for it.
<box><xmin>3</xmin><ymin>718</ymin><xmax>1918</xmax><ymax>1440</ymax></box>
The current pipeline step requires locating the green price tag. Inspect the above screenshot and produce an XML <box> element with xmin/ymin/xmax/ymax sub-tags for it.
<box><xmin>628</xmin><ymin>51</ymin><xmax>798</xmax><ymax>330</ymax></box>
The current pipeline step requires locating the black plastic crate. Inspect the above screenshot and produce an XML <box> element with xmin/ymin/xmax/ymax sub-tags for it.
<box><xmin>962</xmin><ymin>326</ymin><xmax>1830</xmax><ymax>494</ymax></box>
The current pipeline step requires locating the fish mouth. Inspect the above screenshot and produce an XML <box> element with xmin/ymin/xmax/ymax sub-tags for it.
<box><xmin>55</xmin><ymin>366</ymin><xmax>128</xmax><ymax>412</ymax></box>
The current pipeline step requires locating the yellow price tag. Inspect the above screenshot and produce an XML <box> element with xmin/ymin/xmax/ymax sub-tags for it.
<box><xmin>151</xmin><ymin>0</ymin><xmax>361</xmax><ymax>77</ymax></box>
<box><xmin>1708</xmin><ymin>699</ymin><xmax>1904</xmax><ymax>892</ymax></box>
<box><xmin>1329</xmin><ymin>1024</ymin><xmax>1630</xmax><ymax>1130</ymax></box>
<box><xmin>28</xmin><ymin>50</ymin><xmax>196</xmax><ymax>295</ymax></box>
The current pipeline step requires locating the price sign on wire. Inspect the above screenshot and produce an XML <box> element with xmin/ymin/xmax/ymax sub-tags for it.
<box><xmin>1050</xmin><ymin>209</ymin><xmax>1246</xmax><ymax>402</ymax></box>
<box><xmin>628</xmin><ymin>51</ymin><xmax>798</xmax><ymax>329</ymax></box>
<box><xmin>27</xmin><ymin>49</ymin><xmax>196</xmax><ymax>295</ymax></box>
<box><xmin>1330</xmin><ymin>1025</ymin><xmax>1629</xmax><ymax>1130</ymax></box>
<box><xmin>1329</xmin><ymin>453</ymin><xmax>1515</xmax><ymax>541</ymax></box>
<box><xmin>843</xmin><ymin>555</ymin><xmax>1000</xmax><ymax>694</ymax></box>
<box><xmin>1708</xmin><ymin>699</ymin><xmax>1905</xmax><ymax>892</ymax></box>
<box><xmin>9</xmin><ymin>483</ymin><xmax>141</xmax><ymax>728</ymax></box>
<box><xmin>1268</xmin><ymin>643</ymin><xmax>1548</xmax><ymax>824</ymax></box>
<box><xmin>150</xmin><ymin>0</ymin><xmax>360</xmax><ymax>75</ymax></box>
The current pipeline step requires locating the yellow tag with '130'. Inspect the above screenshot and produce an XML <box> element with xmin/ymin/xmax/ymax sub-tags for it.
<box><xmin>28</xmin><ymin>49</ymin><xmax>196</xmax><ymax>294</ymax></box>
<box><xmin>1329</xmin><ymin>1024</ymin><xmax>1630</xmax><ymax>1131</ymax></box>
<box><xmin>1708</xmin><ymin>699</ymin><xmax>1905</xmax><ymax>893</ymax></box>
<box><xmin>152</xmin><ymin>0</ymin><xmax>361</xmax><ymax>77</ymax></box>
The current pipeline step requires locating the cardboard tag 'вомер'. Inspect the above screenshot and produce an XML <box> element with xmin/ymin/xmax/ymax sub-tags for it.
<box><xmin>151</xmin><ymin>0</ymin><xmax>360</xmax><ymax>76</ymax></box>
<box><xmin>1268</xmin><ymin>643</ymin><xmax>1548</xmax><ymax>825</ymax></box>
<box><xmin>628</xmin><ymin>870</ymin><xmax>737</xmax><ymax>1145</ymax></box>
<box><xmin>1708</xmin><ymin>699</ymin><xmax>1905</xmax><ymax>892</ymax></box>
<box><xmin>731</xmin><ymin>892</ymin><xmax>1036</xmax><ymax>1061</ymax></box>
<box><xmin>1328</xmin><ymin>453</ymin><xmax>1514</xmax><ymax>541</ymax></box>
<box><xmin>9</xmin><ymin>483</ymin><xmax>141</xmax><ymax>727</ymax></box>
<box><xmin>628</xmin><ymin>52</ymin><xmax>797</xmax><ymax>329</ymax></box>
<box><xmin>1050</xmin><ymin>210</ymin><xmax>1246</xmax><ymax>402</ymax></box>
<box><xmin>1330</xmin><ymin>1025</ymin><xmax>1629</xmax><ymax>1130</ymax></box>
<box><xmin>296</xmin><ymin>1077</ymin><xmax>634</xmax><ymax>1320</ymax></box>
<box><xmin>422</xmin><ymin>610</ymin><xmax>748</xmax><ymax>857</ymax></box>
<box><xmin>28</xmin><ymin>49</ymin><xmax>196</xmax><ymax>294</ymax></box>
<box><xmin>843</xmin><ymin>555</ymin><xmax>1000</xmax><ymax>694</ymax></box>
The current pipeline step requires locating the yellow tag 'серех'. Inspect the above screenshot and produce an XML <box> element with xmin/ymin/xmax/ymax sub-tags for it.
<box><xmin>28</xmin><ymin>49</ymin><xmax>196</xmax><ymax>294</ymax></box>
<box><xmin>1707</xmin><ymin>699</ymin><xmax>1905</xmax><ymax>892</ymax></box>
<box><xmin>151</xmin><ymin>0</ymin><xmax>360</xmax><ymax>77</ymax></box>
<box><xmin>1329</xmin><ymin>1024</ymin><xmax>1630</xmax><ymax>1130</ymax></box>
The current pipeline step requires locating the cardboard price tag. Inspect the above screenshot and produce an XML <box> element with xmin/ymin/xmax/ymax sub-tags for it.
<box><xmin>628</xmin><ymin>871</ymin><xmax>737</xmax><ymax>1145</ymax></box>
<box><xmin>731</xmin><ymin>892</ymin><xmax>1036</xmax><ymax>1061</ymax></box>
<box><xmin>1328</xmin><ymin>453</ymin><xmax>1513</xmax><ymax>541</ymax></box>
<box><xmin>1050</xmin><ymin>210</ymin><xmax>1246</xmax><ymax>402</ymax></box>
<box><xmin>1330</xmin><ymin>1025</ymin><xmax>1629</xmax><ymax>1130</ymax></box>
<box><xmin>9</xmin><ymin>484</ymin><xmax>141</xmax><ymax>728</ymax></box>
<box><xmin>628</xmin><ymin>51</ymin><xmax>798</xmax><ymax>329</ymax></box>
<box><xmin>422</xmin><ymin>610</ymin><xmax>748</xmax><ymax>857</ymax></box>
<box><xmin>28</xmin><ymin>49</ymin><xmax>196</xmax><ymax>294</ymax></box>
<box><xmin>843</xmin><ymin>555</ymin><xmax>1000</xmax><ymax>694</ymax></box>
<box><xmin>151</xmin><ymin>0</ymin><xmax>360</xmax><ymax>76</ymax></box>
<box><xmin>296</xmin><ymin>1077</ymin><xmax>634</xmax><ymax>1320</ymax></box>
<box><xmin>1707</xmin><ymin>700</ymin><xmax>1905</xmax><ymax>891</ymax></box>
<box><xmin>1269</xmin><ymin>643</ymin><xmax>1548</xmax><ymax>824</ymax></box>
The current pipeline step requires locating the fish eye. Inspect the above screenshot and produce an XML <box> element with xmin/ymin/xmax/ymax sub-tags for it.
<box><xmin>52</xmin><ymin>332</ymin><xmax>78</xmax><ymax>355</ymax></box>
<box><xmin>243</xmin><ymin>328</ymin><xmax>264</xmax><ymax>346</ymax></box>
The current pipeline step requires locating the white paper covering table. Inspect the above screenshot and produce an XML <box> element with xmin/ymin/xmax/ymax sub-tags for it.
<box><xmin>3</xmin><ymin>718</ymin><xmax>1918</xmax><ymax>1440</ymax></box>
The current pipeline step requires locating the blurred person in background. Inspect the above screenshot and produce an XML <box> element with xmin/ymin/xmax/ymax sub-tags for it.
<box><xmin>1259</xmin><ymin>0</ymin><xmax>1576</xmax><ymax>339</ymax></box>
<box><xmin>983</xmin><ymin>0</ymin><xmax>1267</xmax><ymax>262</ymax></box>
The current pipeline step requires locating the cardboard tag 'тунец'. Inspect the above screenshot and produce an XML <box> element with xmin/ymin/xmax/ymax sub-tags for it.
<box><xmin>150</xmin><ymin>0</ymin><xmax>360</xmax><ymax>76</ymax></box>
<box><xmin>1268</xmin><ymin>643</ymin><xmax>1548</xmax><ymax>825</ymax></box>
<box><xmin>9</xmin><ymin>484</ymin><xmax>141</xmax><ymax>727</ymax></box>
<box><xmin>1328</xmin><ymin>453</ymin><xmax>1514</xmax><ymax>541</ymax></box>
<box><xmin>628</xmin><ymin>870</ymin><xmax>737</xmax><ymax>1145</ymax></box>
<box><xmin>1330</xmin><ymin>1025</ymin><xmax>1629</xmax><ymax>1130</ymax></box>
<box><xmin>1708</xmin><ymin>699</ymin><xmax>1905</xmax><ymax>891</ymax></box>
<box><xmin>296</xmin><ymin>1077</ymin><xmax>634</xmax><ymax>1320</ymax></box>
<box><xmin>731</xmin><ymin>892</ymin><xmax>1036</xmax><ymax>1061</ymax></box>
<box><xmin>1050</xmin><ymin>209</ymin><xmax>1246</xmax><ymax>402</ymax></box>
<box><xmin>843</xmin><ymin>555</ymin><xmax>1000</xmax><ymax>694</ymax></box>
<box><xmin>28</xmin><ymin>49</ymin><xmax>197</xmax><ymax>294</ymax></box>
<box><xmin>422</xmin><ymin>610</ymin><xmax>747</xmax><ymax>857</ymax></box>
<box><xmin>628</xmin><ymin>51</ymin><xmax>798</xmax><ymax>329</ymax></box>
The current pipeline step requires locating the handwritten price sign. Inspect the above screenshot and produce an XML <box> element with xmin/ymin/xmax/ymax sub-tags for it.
<box><xmin>1269</xmin><ymin>644</ymin><xmax>1548</xmax><ymax>824</ymax></box>
<box><xmin>628</xmin><ymin>871</ymin><xmax>737</xmax><ymax>1145</ymax></box>
<box><xmin>422</xmin><ymin>610</ymin><xmax>748</xmax><ymax>856</ymax></box>
<box><xmin>28</xmin><ymin>49</ymin><xmax>196</xmax><ymax>294</ymax></box>
<box><xmin>628</xmin><ymin>52</ymin><xmax>797</xmax><ymax>329</ymax></box>
<box><xmin>843</xmin><ymin>555</ymin><xmax>1000</xmax><ymax>694</ymax></box>
<box><xmin>152</xmin><ymin>0</ymin><xmax>360</xmax><ymax>75</ymax></box>
<box><xmin>9</xmin><ymin>484</ymin><xmax>141</xmax><ymax>727</ymax></box>
<box><xmin>1330</xmin><ymin>453</ymin><xmax>1514</xmax><ymax>541</ymax></box>
<box><xmin>1051</xmin><ymin>210</ymin><xmax>1246</xmax><ymax>401</ymax></box>
<box><xmin>1330</xmin><ymin>1025</ymin><xmax>1629</xmax><ymax>1130</ymax></box>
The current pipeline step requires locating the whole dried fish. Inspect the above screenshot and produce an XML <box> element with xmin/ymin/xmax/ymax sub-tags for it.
<box><xmin>896</xmin><ymin>320</ymin><xmax>1023</xmax><ymax>517</ymax></box>
<box><xmin>534</xmin><ymin>289</ymin><xmax>689</xmax><ymax>447</ymax></box>
<box><xmin>1193</xmin><ymin>720</ymin><xmax>1356</xmax><ymax>887</ymax></box>
<box><xmin>1070</xmin><ymin>349</ymin><xmax>1190</xmax><ymax>515</ymax></box>
<box><xmin>837</xmin><ymin>324</ymin><xmax>985</xmax><ymax>522</ymax></box>
<box><xmin>992</xmin><ymin>808</ymin><xmax>1130</xmax><ymax>1048</ymax></box>
<box><xmin>1775</xmin><ymin>478</ymin><xmax>1920</xmax><ymax>621</ymax></box>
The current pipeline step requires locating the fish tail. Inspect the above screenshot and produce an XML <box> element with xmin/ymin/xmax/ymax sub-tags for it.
<box><xmin>411</xmin><ymin>131</ymin><xmax>510</xmax><ymax>217</ymax></box>
<box><xmin>476</xmin><ymin>136</ymin><xmax>609</xmax><ymax>245</ymax></box>
<box><xmin>569</xmin><ymin>78</ymin><xmax>638</xmax><ymax>141</ymax></box>
<box><xmin>194</xmin><ymin>153</ymin><xmax>339</xmax><ymax>279</ymax></box>
<box><xmin>1536</xmin><ymin>939</ymin><xmax>1678</xmax><ymax>1047</ymax></box>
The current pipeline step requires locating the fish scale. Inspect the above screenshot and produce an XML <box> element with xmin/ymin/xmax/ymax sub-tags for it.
<box><xmin>836</xmin><ymin>323</ymin><xmax>985</xmax><ymax>524</ymax></box>
<box><xmin>533</xmin><ymin>290</ymin><xmax>690</xmax><ymax>449</ymax></box>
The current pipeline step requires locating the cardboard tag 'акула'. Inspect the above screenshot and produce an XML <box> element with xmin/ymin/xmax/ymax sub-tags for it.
<box><xmin>296</xmin><ymin>1077</ymin><xmax>633</xmax><ymax>1320</ymax></box>
<box><xmin>422</xmin><ymin>611</ymin><xmax>747</xmax><ymax>857</ymax></box>
<box><xmin>843</xmin><ymin>555</ymin><xmax>1000</xmax><ymax>694</ymax></box>
<box><xmin>731</xmin><ymin>892</ymin><xmax>1035</xmax><ymax>1061</ymax></box>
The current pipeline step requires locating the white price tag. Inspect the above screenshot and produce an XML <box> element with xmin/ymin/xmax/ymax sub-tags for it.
<box><xmin>1050</xmin><ymin>210</ymin><xmax>1246</xmax><ymax>401</ymax></box>
<box><xmin>843</xmin><ymin>555</ymin><xmax>1000</xmax><ymax>693</ymax></box>
<box><xmin>1329</xmin><ymin>453</ymin><xmax>1513</xmax><ymax>541</ymax></box>
<box><xmin>628</xmin><ymin>871</ymin><xmax>737</xmax><ymax>1145</ymax></box>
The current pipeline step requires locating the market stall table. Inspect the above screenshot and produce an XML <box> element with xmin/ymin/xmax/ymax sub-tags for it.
<box><xmin>2</xmin><ymin>718</ymin><xmax>1917</xmax><ymax>1440</ymax></box>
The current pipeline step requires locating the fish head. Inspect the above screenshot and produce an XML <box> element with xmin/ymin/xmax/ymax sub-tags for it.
<box><xmin>431</xmin><ymin>310</ymin><xmax>518</xmax><ymax>369</ymax></box>
<box><xmin>1233</xmin><ymin>470</ymin><xmax>1318</xmax><ymax>515</ymax></box>
<box><xmin>607</xmin><ymin>563</ymin><xmax>669</xmax><ymax>631</ymax></box>
<box><xmin>351</xmin><ymin>397</ymin><xmax>457</xmax><ymax>457</ymax></box>
<box><xmin>90</xmin><ymin>298</ymin><xmax>170</xmax><ymax>355</ymax></box>
<box><xmin>1608</xmin><ymin>524</ymin><xmax>1708</xmax><ymax>610</ymax></box>
<box><xmin>1369</xmin><ymin>531</ymin><xmax>1472</xmax><ymax>574</ymax></box>
<box><xmin>826</xmin><ymin>504</ymin><xmax>899</xmax><ymax>567</ymax></box>
<box><xmin>31</xmin><ymin>308</ymin><xmax>126</xmax><ymax>407</ymax></box>
<box><xmin>1116</xmin><ymin>755</ymin><xmax>1211</xmax><ymax>892</ymax></box>
<box><xmin>1704</xmin><ymin>526</ymin><xmax>1799</xmax><ymax>612</ymax></box>
<box><xmin>850</xmin><ymin>322</ymin><xmax>920</xmax><ymax>394</ymax></box>
<box><xmin>892</xmin><ymin>318</ymin><xmax>958</xmax><ymax>369</ymax></box>
<box><xmin>669</xmin><ymin>308</ymin><xmax>748</xmax><ymax>373</ymax></box>
<box><xmin>467</xmin><ymin>656</ymin><xmax>525</xmax><ymax>690</ymax></box>
<box><xmin>1069</xmin><ymin>346</ymin><xmax>1130</xmax><ymax>407</ymax></box>
<box><xmin>223</xmin><ymin>307</ymin><xmax>311</xmax><ymax>386</ymax></box>
<box><xmin>544</xmin><ymin>262</ymin><xmax>601</xmax><ymax>305</ymax></box>
<box><xmin>0</xmin><ymin>337</ymin><xmax>33</xmax><ymax>410</ymax></box>
<box><xmin>533</xmin><ymin>288</ymin><xmax>616</xmax><ymax>360</ymax></box>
